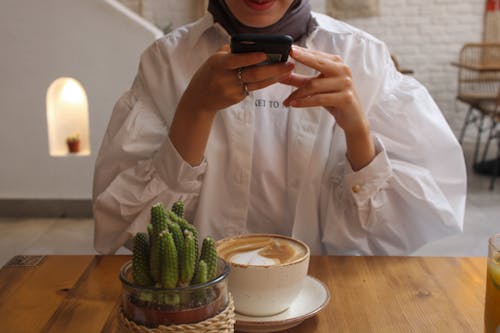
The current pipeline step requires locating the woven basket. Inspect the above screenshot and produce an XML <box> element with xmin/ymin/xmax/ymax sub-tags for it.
<box><xmin>119</xmin><ymin>294</ymin><xmax>235</xmax><ymax>333</ymax></box>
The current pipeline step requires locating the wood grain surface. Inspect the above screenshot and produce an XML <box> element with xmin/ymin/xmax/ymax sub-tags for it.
<box><xmin>0</xmin><ymin>255</ymin><xmax>486</xmax><ymax>333</ymax></box>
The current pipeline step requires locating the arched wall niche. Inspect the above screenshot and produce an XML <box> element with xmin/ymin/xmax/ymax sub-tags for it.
<box><xmin>46</xmin><ymin>77</ymin><xmax>90</xmax><ymax>157</ymax></box>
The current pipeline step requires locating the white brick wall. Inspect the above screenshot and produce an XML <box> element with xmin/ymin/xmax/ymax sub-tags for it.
<box><xmin>312</xmin><ymin>0</ymin><xmax>485</xmax><ymax>140</ymax></box>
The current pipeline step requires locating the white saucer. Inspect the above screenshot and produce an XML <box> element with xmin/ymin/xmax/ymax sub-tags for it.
<box><xmin>235</xmin><ymin>275</ymin><xmax>330</xmax><ymax>333</ymax></box>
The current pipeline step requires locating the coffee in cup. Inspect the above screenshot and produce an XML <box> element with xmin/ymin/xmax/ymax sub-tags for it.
<box><xmin>217</xmin><ymin>234</ymin><xmax>310</xmax><ymax>316</ymax></box>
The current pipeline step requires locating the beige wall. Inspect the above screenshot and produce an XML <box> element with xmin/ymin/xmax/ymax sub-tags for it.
<box><xmin>0</xmin><ymin>0</ymin><xmax>162</xmax><ymax>199</ymax></box>
<box><xmin>118</xmin><ymin>0</ymin><xmax>206</xmax><ymax>30</ymax></box>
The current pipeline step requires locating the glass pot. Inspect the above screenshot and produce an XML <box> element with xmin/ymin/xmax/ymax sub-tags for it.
<box><xmin>119</xmin><ymin>258</ymin><xmax>230</xmax><ymax>327</ymax></box>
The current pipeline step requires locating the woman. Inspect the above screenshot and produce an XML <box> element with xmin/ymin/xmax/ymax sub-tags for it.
<box><xmin>93</xmin><ymin>0</ymin><xmax>466</xmax><ymax>255</ymax></box>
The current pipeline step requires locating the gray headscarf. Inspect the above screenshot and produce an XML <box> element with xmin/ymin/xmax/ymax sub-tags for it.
<box><xmin>208</xmin><ymin>0</ymin><xmax>312</xmax><ymax>41</ymax></box>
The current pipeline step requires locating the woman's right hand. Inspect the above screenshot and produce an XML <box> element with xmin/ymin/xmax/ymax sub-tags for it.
<box><xmin>169</xmin><ymin>46</ymin><xmax>293</xmax><ymax>166</ymax></box>
<box><xmin>177</xmin><ymin>45</ymin><xmax>295</xmax><ymax>115</ymax></box>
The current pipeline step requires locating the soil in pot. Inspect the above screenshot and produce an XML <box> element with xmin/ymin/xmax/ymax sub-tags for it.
<box><xmin>122</xmin><ymin>285</ymin><xmax>227</xmax><ymax>327</ymax></box>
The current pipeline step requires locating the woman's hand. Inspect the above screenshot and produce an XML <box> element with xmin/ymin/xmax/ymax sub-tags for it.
<box><xmin>282</xmin><ymin>45</ymin><xmax>366</xmax><ymax>133</ymax></box>
<box><xmin>178</xmin><ymin>45</ymin><xmax>294</xmax><ymax>115</ymax></box>
<box><xmin>170</xmin><ymin>45</ymin><xmax>294</xmax><ymax>166</ymax></box>
<box><xmin>281</xmin><ymin>45</ymin><xmax>376</xmax><ymax>171</ymax></box>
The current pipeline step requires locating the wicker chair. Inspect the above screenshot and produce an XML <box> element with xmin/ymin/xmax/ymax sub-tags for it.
<box><xmin>474</xmin><ymin>88</ymin><xmax>500</xmax><ymax>190</ymax></box>
<box><xmin>391</xmin><ymin>54</ymin><xmax>414</xmax><ymax>75</ymax></box>
<box><xmin>456</xmin><ymin>43</ymin><xmax>500</xmax><ymax>165</ymax></box>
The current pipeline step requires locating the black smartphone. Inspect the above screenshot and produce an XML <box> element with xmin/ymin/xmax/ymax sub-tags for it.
<box><xmin>231</xmin><ymin>34</ymin><xmax>293</xmax><ymax>65</ymax></box>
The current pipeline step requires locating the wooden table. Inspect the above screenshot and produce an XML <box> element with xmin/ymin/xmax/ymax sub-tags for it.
<box><xmin>0</xmin><ymin>255</ymin><xmax>486</xmax><ymax>332</ymax></box>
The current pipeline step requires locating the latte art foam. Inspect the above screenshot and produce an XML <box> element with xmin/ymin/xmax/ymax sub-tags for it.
<box><xmin>218</xmin><ymin>236</ymin><xmax>307</xmax><ymax>266</ymax></box>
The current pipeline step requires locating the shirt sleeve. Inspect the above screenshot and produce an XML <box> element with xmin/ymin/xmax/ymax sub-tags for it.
<box><xmin>321</xmin><ymin>44</ymin><xmax>466</xmax><ymax>255</ymax></box>
<box><xmin>92</xmin><ymin>44</ymin><xmax>207</xmax><ymax>254</ymax></box>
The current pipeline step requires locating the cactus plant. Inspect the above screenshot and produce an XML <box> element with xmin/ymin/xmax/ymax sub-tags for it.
<box><xmin>150</xmin><ymin>203</ymin><xmax>168</xmax><ymax>283</ymax></box>
<box><xmin>130</xmin><ymin>199</ymin><xmax>220</xmax><ymax>308</ymax></box>
<box><xmin>179</xmin><ymin>230</ymin><xmax>197</xmax><ymax>287</ymax></box>
<box><xmin>171</xmin><ymin>200</ymin><xmax>185</xmax><ymax>218</ymax></box>
<box><xmin>132</xmin><ymin>232</ymin><xmax>153</xmax><ymax>286</ymax></box>
<box><xmin>168</xmin><ymin>210</ymin><xmax>199</xmax><ymax>269</ymax></box>
<box><xmin>200</xmin><ymin>237</ymin><xmax>217</xmax><ymax>281</ymax></box>
<box><xmin>166</xmin><ymin>221</ymin><xmax>184</xmax><ymax>266</ymax></box>
<box><xmin>193</xmin><ymin>260</ymin><xmax>208</xmax><ymax>285</ymax></box>
<box><xmin>160</xmin><ymin>231</ymin><xmax>178</xmax><ymax>289</ymax></box>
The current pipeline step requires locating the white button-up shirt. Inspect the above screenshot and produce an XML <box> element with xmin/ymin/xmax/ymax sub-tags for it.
<box><xmin>92</xmin><ymin>12</ymin><xmax>466</xmax><ymax>255</ymax></box>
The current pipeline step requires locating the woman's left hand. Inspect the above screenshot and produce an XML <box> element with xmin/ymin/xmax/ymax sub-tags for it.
<box><xmin>282</xmin><ymin>45</ymin><xmax>367</xmax><ymax>134</ymax></box>
<box><xmin>281</xmin><ymin>45</ymin><xmax>376</xmax><ymax>170</ymax></box>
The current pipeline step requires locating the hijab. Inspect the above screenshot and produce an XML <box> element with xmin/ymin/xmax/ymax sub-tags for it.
<box><xmin>208</xmin><ymin>0</ymin><xmax>312</xmax><ymax>41</ymax></box>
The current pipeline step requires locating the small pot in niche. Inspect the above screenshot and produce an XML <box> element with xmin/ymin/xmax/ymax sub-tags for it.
<box><xmin>66</xmin><ymin>134</ymin><xmax>80</xmax><ymax>153</ymax></box>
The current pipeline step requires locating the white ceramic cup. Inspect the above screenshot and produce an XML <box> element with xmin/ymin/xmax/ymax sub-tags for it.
<box><xmin>216</xmin><ymin>234</ymin><xmax>310</xmax><ymax>316</ymax></box>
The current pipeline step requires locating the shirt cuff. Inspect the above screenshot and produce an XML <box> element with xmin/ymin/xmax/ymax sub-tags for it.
<box><xmin>343</xmin><ymin>136</ymin><xmax>393</xmax><ymax>200</ymax></box>
<box><xmin>152</xmin><ymin>136</ymin><xmax>207</xmax><ymax>192</ymax></box>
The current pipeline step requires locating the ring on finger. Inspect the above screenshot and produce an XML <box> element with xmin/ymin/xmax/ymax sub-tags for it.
<box><xmin>237</xmin><ymin>67</ymin><xmax>244</xmax><ymax>83</ymax></box>
<box><xmin>237</xmin><ymin>68</ymin><xmax>249</xmax><ymax>96</ymax></box>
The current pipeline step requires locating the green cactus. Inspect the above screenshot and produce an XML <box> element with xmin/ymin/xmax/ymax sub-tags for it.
<box><xmin>147</xmin><ymin>223</ymin><xmax>153</xmax><ymax>240</ymax></box>
<box><xmin>179</xmin><ymin>230</ymin><xmax>196</xmax><ymax>287</ymax></box>
<box><xmin>192</xmin><ymin>259</ymin><xmax>208</xmax><ymax>285</ymax></box>
<box><xmin>171</xmin><ymin>200</ymin><xmax>185</xmax><ymax>218</ymax></box>
<box><xmin>151</xmin><ymin>203</ymin><xmax>168</xmax><ymax>234</ymax></box>
<box><xmin>149</xmin><ymin>203</ymin><xmax>168</xmax><ymax>282</ymax></box>
<box><xmin>199</xmin><ymin>237</ymin><xmax>217</xmax><ymax>281</ymax></box>
<box><xmin>132</xmin><ymin>232</ymin><xmax>153</xmax><ymax>286</ymax></box>
<box><xmin>160</xmin><ymin>231</ymin><xmax>178</xmax><ymax>289</ymax></box>
<box><xmin>192</xmin><ymin>260</ymin><xmax>209</xmax><ymax>305</ymax></box>
<box><xmin>149</xmin><ymin>234</ymin><xmax>161</xmax><ymax>283</ymax></box>
<box><xmin>168</xmin><ymin>210</ymin><xmax>199</xmax><ymax>263</ymax></box>
<box><xmin>167</xmin><ymin>221</ymin><xmax>184</xmax><ymax>266</ymax></box>
<box><xmin>130</xmin><ymin>201</ymin><xmax>220</xmax><ymax>307</ymax></box>
<box><xmin>167</xmin><ymin>211</ymin><xmax>195</xmax><ymax>234</ymax></box>
<box><xmin>160</xmin><ymin>292</ymin><xmax>180</xmax><ymax>307</ymax></box>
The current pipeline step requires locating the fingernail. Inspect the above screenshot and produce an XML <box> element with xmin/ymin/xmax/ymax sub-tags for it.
<box><xmin>292</xmin><ymin>45</ymin><xmax>301</xmax><ymax>54</ymax></box>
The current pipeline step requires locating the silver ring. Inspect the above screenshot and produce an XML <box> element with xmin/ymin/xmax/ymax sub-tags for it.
<box><xmin>237</xmin><ymin>68</ymin><xmax>248</xmax><ymax>96</ymax></box>
<box><xmin>237</xmin><ymin>67</ymin><xmax>244</xmax><ymax>83</ymax></box>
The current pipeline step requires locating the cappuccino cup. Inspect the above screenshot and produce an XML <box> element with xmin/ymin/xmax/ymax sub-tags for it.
<box><xmin>217</xmin><ymin>234</ymin><xmax>310</xmax><ymax>316</ymax></box>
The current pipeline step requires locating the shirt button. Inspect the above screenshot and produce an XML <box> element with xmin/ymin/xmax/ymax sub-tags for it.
<box><xmin>352</xmin><ymin>184</ymin><xmax>361</xmax><ymax>193</ymax></box>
